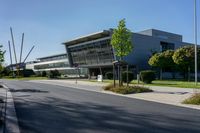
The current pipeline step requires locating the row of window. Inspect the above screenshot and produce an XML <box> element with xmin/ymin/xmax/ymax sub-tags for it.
<box><xmin>69</xmin><ymin>39</ymin><xmax>114</xmax><ymax>65</ymax></box>
<box><xmin>160</xmin><ymin>41</ymin><xmax>175</xmax><ymax>52</ymax></box>
<box><xmin>34</xmin><ymin>62</ymin><xmax>69</xmax><ymax>70</ymax></box>
<box><xmin>39</xmin><ymin>55</ymin><xmax>67</xmax><ymax>62</ymax></box>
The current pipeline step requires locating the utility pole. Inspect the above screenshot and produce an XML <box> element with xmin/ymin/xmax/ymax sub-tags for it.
<box><xmin>194</xmin><ymin>0</ymin><xmax>198</xmax><ymax>86</ymax></box>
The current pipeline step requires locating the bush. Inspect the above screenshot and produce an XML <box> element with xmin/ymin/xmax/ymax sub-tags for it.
<box><xmin>140</xmin><ymin>70</ymin><xmax>155</xmax><ymax>84</ymax></box>
<box><xmin>103</xmin><ymin>83</ymin><xmax>115</xmax><ymax>90</ymax></box>
<box><xmin>122</xmin><ymin>71</ymin><xmax>134</xmax><ymax>83</ymax></box>
<box><xmin>21</xmin><ymin>69</ymin><xmax>35</xmax><ymax>77</ymax></box>
<box><xmin>1</xmin><ymin>67</ymin><xmax>11</xmax><ymax>77</ymax></box>
<box><xmin>48</xmin><ymin>70</ymin><xmax>61</xmax><ymax>78</ymax></box>
<box><xmin>41</xmin><ymin>71</ymin><xmax>47</xmax><ymax>77</ymax></box>
<box><xmin>105</xmin><ymin>72</ymin><xmax>113</xmax><ymax>79</ymax></box>
<box><xmin>182</xmin><ymin>93</ymin><xmax>200</xmax><ymax>105</ymax></box>
<box><xmin>103</xmin><ymin>84</ymin><xmax>152</xmax><ymax>94</ymax></box>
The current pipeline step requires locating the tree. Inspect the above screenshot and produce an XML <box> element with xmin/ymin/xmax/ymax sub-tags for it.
<box><xmin>111</xmin><ymin>19</ymin><xmax>133</xmax><ymax>60</ymax></box>
<box><xmin>148</xmin><ymin>50</ymin><xmax>175</xmax><ymax>80</ymax></box>
<box><xmin>148</xmin><ymin>53</ymin><xmax>164</xmax><ymax>79</ymax></box>
<box><xmin>0</xmin><ymin>45</ymin><xmax>5</xmax><ymax>63</ymax></box>
<box><xmin>0</xmin><ymin>45</ymin><xmax>5</xmax><ymax>77</ymax></box>
<box><xmin>111</xmin><ymin>19</ymin><xmax>133</xmax><ymax>86</ymax></box>
<box><xmin>172</xmin><ymin>45</ymin><xmax>200</xmax><ymax>81</ymax></box>
<box><xmin>162</xmin><ymin>50</ymin><xmax>176</xmax><ymax>78</ymax></box>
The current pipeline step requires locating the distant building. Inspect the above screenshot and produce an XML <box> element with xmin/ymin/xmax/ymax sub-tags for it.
<box><xmin>26</xmin><ymin>53</ymin><xmax>87</xmax><ymax>76</ymax></box>
<box><xmin>63</xmin><ymin>29</ymin><xmax>192</xmax><ymax>77</ymax></box>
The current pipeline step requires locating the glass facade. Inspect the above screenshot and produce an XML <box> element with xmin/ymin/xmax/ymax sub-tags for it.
<box><xmin>34</xmin><ymin>62</ymin><xmax>69</xmax><ymax>70</ymax></box>
<box><xmin>69</xmin><ymin>39</ymin><xmax>114</xmax><ymax>66</ymax></box>
<box><xmin>39</xmin><ymin>54</ymin><xmax>67</xmax><ymax>62</ymax></box>
<box><xmin>160</xmin><ymin>41</ymin><xmax>175</xmax><ymax>52</ymax></box>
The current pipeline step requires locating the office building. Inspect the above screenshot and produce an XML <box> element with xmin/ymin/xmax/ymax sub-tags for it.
<box><xmin>63</xmin><ymin>29</ymin><xmax>191</xmax><ymax>77</ymax></box>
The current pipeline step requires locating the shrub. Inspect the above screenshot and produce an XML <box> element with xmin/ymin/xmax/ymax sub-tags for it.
<box><xmin>21</xmin><ymin>69</ymin><xmax>35</xmax><ymax>77</ymax></box>
<box><xmin>122</xmin><ymin>71</ymin><xmax>134</xmax><ymax>83</ymax></box>
<box><xmin>1</xmin><ymin>67</ymin><xmax>11</xmax><ymax>77</ymax></box>
<box><xmin>103</xmin><ymin>84</ymin><xmax>115</xmax><ymax>90</ymax></box>
<box><xmin>140</xmin><ymin>70</ymin><xmax>155</xmax><ymax>84</ymax></box>
<box><xmin>103</xmin><ymin>84</ymin><xmax>152</xmax><ymax>94</ymax></box>
<box><xmin>41</xmin><ymin>71</ymin><xmax>47</xmax><ymax>77</ymax></box>
<box><xmin>183</xmin><ymin>93</ymin><xmax>200</xmax><ymax>105</ymax></box>
<box><xmin>48</xmin><ymin>70</ymin><xmax>61</xmax><ymax>78</ymax></box>
<box><xmin>105</xmin><ymin>72</ymin><xmax>113</xmax><ymax>79</ymax></box>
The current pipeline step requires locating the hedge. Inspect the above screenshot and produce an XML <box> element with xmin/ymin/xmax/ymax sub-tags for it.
<box><xmin>140</xmin><ymin>70</ymin><xmax>155</xmax><ymax>84</ymax></box>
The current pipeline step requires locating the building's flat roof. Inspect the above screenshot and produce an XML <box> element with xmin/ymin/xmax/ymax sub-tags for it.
<box><xmin>63</xmin><ymin>29</ymin><xmax>112</xmax><ymax>46</ymax></box>
<box><xmin>63</xmin><ymin>28</ymin><xmax>186</xmax><ymax>47</ymax></box>
<box><xmin>37</xmin><ymin>53</ymin><xmax>67</xmax><ymax>60</ymax></box>
<box><xmin>138</xmin><ymin>29</ymin><xmax>182</xmax><ymax>37</ymax></box>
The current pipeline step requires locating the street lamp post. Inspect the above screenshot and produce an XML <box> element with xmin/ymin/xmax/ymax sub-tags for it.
<box><xmin>194</xmin><ymin>0</ymin><xmax>198</xmax><ymax>86</ymax></box>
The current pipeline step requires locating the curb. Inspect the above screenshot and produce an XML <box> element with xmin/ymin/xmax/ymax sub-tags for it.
<box><xmin>100</xmin><ymin>90</ymin><xmax>200</xmax><ymax>111</ymax></box>
<box><xmin>2</xmin><ymin>85</ymin><xmax>20</xmax><ymax>133</ymax></box>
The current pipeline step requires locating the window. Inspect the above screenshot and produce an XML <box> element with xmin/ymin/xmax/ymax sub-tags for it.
<box><xmin>69</xmin><ymin>39</ymin><xmax>114</xmax><ymax>66</ymax></box>
<box><xmin>160</xmin><ymin>41</ymin><xmax>175</xmax><ymax>52</ymax></box>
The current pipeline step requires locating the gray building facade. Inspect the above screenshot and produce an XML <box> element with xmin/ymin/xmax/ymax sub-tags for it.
<box><xmin>63</xmin><ymin>29</ymin><xmax>191</xmax><ymax>77</ymax></box>
<box><xmin>27</xmin><ymin>53</ymin><xmax>88</xmax><ymax>76</ymax></box>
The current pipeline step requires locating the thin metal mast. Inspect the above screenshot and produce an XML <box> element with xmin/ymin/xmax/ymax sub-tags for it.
<box><xmin>19</xmin><ymin>33</ymin><xmax>24</xmax><ymax>64</ymax></box>
<box><xmin>8</xmin><ymin>41</ymin><xmax>14</xmax><ymax>76</ymax></box>
<box><xmin>23</xmin><ymin>45</ymin><xmax>35</xmax><ymax>63</ymax></box>
<box><xmin>10</xmin><ymin>27</ymin><xmax>18</xmax><ymax>64</ymax></box>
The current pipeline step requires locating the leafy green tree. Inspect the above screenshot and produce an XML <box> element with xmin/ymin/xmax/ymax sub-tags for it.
<box><xmin>148</xmin><ymin>53</ymin><xmax>164</xmax><ymax>79</ymax></box>
<box><xmin>0</xmin><ymin>45</ymin><xmax>5</xmax><ymax>77</ymax></box>
<box><xmin>111</xmin><ymin>19</ymin><xmax>133</xmax><ymax>86</ymax></box>
<box><xmin>111</xmin><ymin>19</ymin><xmax>133</xmax><ymax>60</ymax></box>
<box><xmin>172</xmin><ymin>45</ymin><xmax>200</xmax><ymax>81</ymax></box>
<box><xmin>162</xmin><ymin>50</ymin><xmax>176</xmax><ymax>78</ymax></box>
<box><xmin>148</xmin><ymin>50</ymin><xmax>175</xmax><ymax>79</ymax></box>
<box><xmin>0</xmin><ymin>45</ymin><xmax>5</xmax><ymax>63</ymax></box>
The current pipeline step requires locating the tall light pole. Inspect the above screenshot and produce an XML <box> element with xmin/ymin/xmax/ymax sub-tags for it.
<box><xmin>194</xmin><ymin>0</ymin><xmax>198</xmax><ymax>86</ymax></box>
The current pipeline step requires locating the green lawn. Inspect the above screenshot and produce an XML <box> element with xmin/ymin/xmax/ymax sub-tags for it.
<box><xmin>131</xmin><ymin>80</ymin><xmax>200</xmax><ymax>89</ymax></box>
<box><xmin>89</xmin><ymin>79</ymin><xmax>200</xmax><ymax>89</ymax></box>
<box><xmin>3</xmin><ymin>76</ymin><xmax>48</xmax><ymax>80</ymax></box>
<box><xmin>89</xmin><ymin>79</ymin><xmax>114</xmax><ymax>83</ymax></box>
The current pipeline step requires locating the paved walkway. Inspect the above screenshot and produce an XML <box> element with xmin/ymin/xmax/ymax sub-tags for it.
<box><xmin>29</xmin><ymin>79</ymin><xmax>200</xmax><ymax>110</ymax></box>
<box><xmin>0</xmin><ymin>87</ymin><xmax>6</xmax><ymax>133</ymax></box>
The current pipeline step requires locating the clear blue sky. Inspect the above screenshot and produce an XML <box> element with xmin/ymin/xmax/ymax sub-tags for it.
<box><xmin>1</xmin><ymin>0</ymin><xmax>199</xmax><ymax>65</ymax></box>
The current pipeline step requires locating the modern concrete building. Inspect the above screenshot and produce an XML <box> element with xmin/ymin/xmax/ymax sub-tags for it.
<box><xmin>27</xmin><ymin>53</ymin><xmax>88</xmax><ymax>76</ymax></box>
<box><xmin>63</xmin><ymin>29</ymin><xmax>191</xmax><ymax>77</ymax></box>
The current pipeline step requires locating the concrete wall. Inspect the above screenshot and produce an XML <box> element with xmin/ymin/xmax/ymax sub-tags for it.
<box><xmin>123</xmin><ymin>32</ymin><xmax>190</xmax><ymax>72</ymax></box>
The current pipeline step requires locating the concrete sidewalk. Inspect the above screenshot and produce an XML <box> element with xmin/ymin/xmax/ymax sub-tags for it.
<box><xmin>0</xmin><ymin>87</ymin><xmax>6</xmax><ymax>133</ymax></box>
<box><xmin>29</xmin><ymin>79</ymin><xmax>200</xmax><ymax>110</ymax></box>
<box><xmin>0</xmin><ymin>85</ymin><xmax>20</xmax><ymax>133</ymax></box>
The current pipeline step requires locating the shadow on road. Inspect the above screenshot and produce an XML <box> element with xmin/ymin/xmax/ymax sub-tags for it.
<box><xmin>13</xmin><ymin>96</ymin><xmax>200</xmax><ymax>133</ymax></box>
<box><xmin>9</xmin><ymin>89</ymin><xmax>48</xmax><ymax>93</ymax></box>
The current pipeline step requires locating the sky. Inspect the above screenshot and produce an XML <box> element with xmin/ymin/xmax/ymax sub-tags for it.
<box><xmin>0</xmin><ymin>0</ymin><xmax>200</xmax><ymax>65</ymax></box>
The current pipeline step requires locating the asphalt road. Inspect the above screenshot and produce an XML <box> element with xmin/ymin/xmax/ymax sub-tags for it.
<box><xmin>1</xmin><ymin>80</ymin><xmax>200</xmax><ymax>133</ymax></box>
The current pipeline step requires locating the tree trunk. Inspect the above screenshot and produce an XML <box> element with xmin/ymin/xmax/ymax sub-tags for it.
<box><xmin>171</xmin><ymin>68</ymin><xmax>176</xmax><ymax>79</ymax></box>
<box><xmin>188</xmin><ymin>66</ymin><xmax>190</xmax><ymax>82</ymax></box>
<box><xmin>118</xmin><ymin>65</ymin><xmax>120</xmax><ymax>86</ymax></box>
<box><xmin>126</xmin><ymin>65</ymin><xmax>129</xmax><ymax>87</ymax></box>
<box><xmin>119</xmin><ymin>56</ymin><xmax>123</xmax><ymax>86</ymax></box>
<box><xmin>113</xmin><ymin>64</ymin><xmax>116</xmax><ymax>87</ymax></box>
<box><xmin>160</xmin><ymin>68</ymin><xmax>162</xmax><ymax>80</ymax></box>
